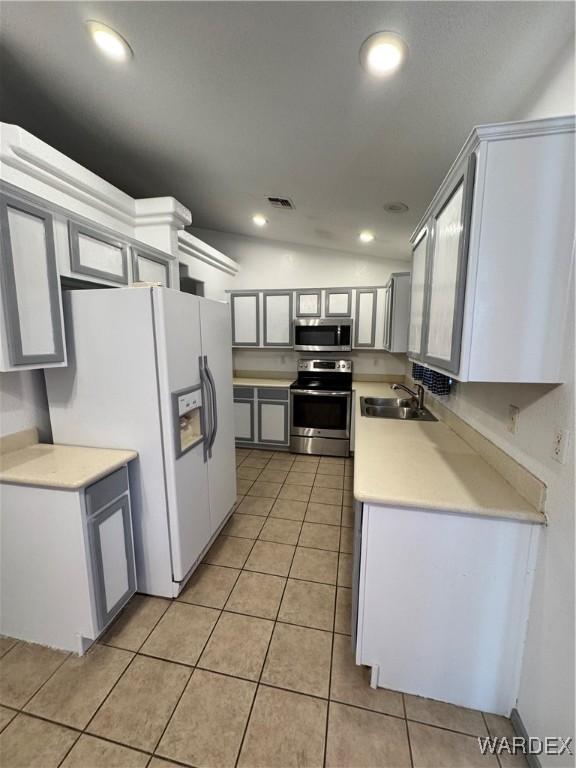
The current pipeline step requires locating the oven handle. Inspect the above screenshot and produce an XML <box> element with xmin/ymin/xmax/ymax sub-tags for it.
<box><xmin>291</xmin><ymin>389</ymin><xmax>352</xmax><ymax>397</ymax></box>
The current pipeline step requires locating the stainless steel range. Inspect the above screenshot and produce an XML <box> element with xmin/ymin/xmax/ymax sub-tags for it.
<box><xmin>290</xmin><ymin>359</ymin><xmax>353</xmax><ymax>457</ymax></box>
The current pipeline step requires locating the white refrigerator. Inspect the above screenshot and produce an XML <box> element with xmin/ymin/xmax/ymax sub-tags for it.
<box><xmin>45</xmin><ymin>286</ymin><xmax>237</xmax><ymax>598</ymax></box>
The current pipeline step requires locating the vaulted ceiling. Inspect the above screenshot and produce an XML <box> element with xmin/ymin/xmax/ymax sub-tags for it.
<box><xmin>1</xmin><ymin>1</ymin><xmax>573</xmax><ymax>260</ymax></box>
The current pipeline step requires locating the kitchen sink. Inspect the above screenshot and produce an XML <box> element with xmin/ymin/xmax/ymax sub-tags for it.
<box><xmin>362</xmin><ymin>397</ymin><xmax>414</xmax><ymax>408</ymax></box>
<box><xmin>360</xmin><ymin>397</ymin><xmax>438</xmax><ymax>421</ymax></box>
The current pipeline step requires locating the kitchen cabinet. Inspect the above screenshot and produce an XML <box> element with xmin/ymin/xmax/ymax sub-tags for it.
<box><xmin>409</xmin><ymin>115</ymin><xmax>574</xmax><ymax>382</ymax></box>
<box><xmin>295</xmin><ymin>290</ymin><xmax>321</xmax><ymax>317</ymax></box>
<box><xmin>0</xmin><ymin>193</ymin><xmax>66</xmax><ymax>371</ymax></box>
<box><xmin>131</xmin><ymin>246</ymin><xmax>172</xmax><ymax>287</ymax></box>
<box><xmin>408</xmin><ymin>230</ymin><xmax>428</xmax><ymax>359</ymax></box>
<box><xmin>257</xmin><ymin>388</ymin><xmax>289</xmax><ymax>445</ymax></box>
<box><xmin>231</xmin><ymin>292</ymin><xmax>260</xmax><ymax>346</ymax></box>
<box><xmin>354</xmin><ymin>501</ymin><xmax>540</xmax><ymax>714</ymax></box>
<box><xmin>354</xmin><ymin>289</ymin><xmax>377</xmax><ymax>348</ymax></box>
<box><xmin>0</xmin><ymin>464</ymin><xmax>136</xmax><ymax>654</ymax></box>
<box><xmin>325</xmin><ymin>289</ymin><xmax>352</xmax><ymax>317</ymax></box>
<box><xmin>233</xmin><ymin>387</ymin><xmax>255</xmax><ymax>443</ymax></box>
<box><xmin>263</xmin><ymin>291</ymin><xmax>293</xmax><ymax>346</ymax></box>
<box><xmin>234</xmin><ymin>385</ymin><xmax>290</xmax><ymax>448</ymax></box>
<box><xmin>68</xmin><ymin>220</ymin><xmax>129</xmax><ymax>285</ymax></box>
<box><xmin>382</xmin><ymin>273</ymin><xmax>410</xmax><ymax>353</ymax></box>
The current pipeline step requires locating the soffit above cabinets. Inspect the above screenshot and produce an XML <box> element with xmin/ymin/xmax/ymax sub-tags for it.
<box><xmin>1</xmin><ymin>2</ymin><xmax>573</xmax><ymax>260</ymax></box>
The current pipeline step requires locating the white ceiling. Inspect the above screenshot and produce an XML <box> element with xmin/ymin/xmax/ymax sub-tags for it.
<box><xmin>0</xmin><ymin>2</ymin><xmax>573</xmax><ymax>260</ymax></box>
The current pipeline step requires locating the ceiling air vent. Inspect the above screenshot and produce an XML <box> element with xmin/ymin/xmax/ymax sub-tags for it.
<box><xmin>267</xmin><ymin>196</ymin><xmax>295</xmax><ymax>210</ymax></box>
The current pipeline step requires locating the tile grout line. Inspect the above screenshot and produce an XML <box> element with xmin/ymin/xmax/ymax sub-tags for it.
<box><xmin>232</xmin><ymin>464</ymin><xmax>305</xmax><ymax>768</ymax></box>
<box><xmin>322</xmin><ymin>502</ymin><xmax>342</xmax><ymax>768</ymax></box>
<box><xmin>403</xmin><ymin>693</ymin><xmax>415</xmax><ymax>768</ymax></box>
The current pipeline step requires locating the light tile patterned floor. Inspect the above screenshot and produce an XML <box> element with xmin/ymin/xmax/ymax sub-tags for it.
<box><xmin>0</xmin><ymin>448</ymin><xmax>525</xmax><ymax>768</ymax></box>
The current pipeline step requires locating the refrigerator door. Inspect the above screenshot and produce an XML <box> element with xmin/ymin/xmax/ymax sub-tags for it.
<box><xmin>199</xmin><ymin>299</ymin><xmax>237</xmax><ymax>533</ymax></box>
<box><xmin>153</xmin><ymin>288</ymin><xmax>211</xmax><ymax>583</ymax></box>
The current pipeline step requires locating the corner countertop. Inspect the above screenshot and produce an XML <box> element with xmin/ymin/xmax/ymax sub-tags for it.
<box><xmin>0</xmin><ymin>443</ymin><xmax>138</xmax><ymax>490</ymax></box>
<box><xmin>352</xmin><ymin>382</ymin><xmax>544</xmax><ymax>524</ymax></box>
<box><xmin>231</xmin><ymin>375</ymin><xmax>543</xmax><ymax>524</ymax></box>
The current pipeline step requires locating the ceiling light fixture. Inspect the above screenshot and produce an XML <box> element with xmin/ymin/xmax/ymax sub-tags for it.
<box><xmin>360</xmin><ymin>31</ymin><xmax>408</xmax><ymax>77</ymax></box>
<box><xmin>252</xmin><ymin>214</ymin><xmax>268</xmax><ymax>227</ymax></box>
<box><xmin>86</xmin><ymin>21</ymin><xmax>133</xmax><ymax>62</ymax></box>
<box><xmin>359</xmin><ymin>230</ymin><xmax>375</xmax><ymax>244</ymax></box>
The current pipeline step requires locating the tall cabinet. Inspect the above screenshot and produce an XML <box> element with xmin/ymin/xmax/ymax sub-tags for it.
<box><xmin>408</xmin><ymin>115</ymin><xmax>575</xmax><ymax>383</ymax></box>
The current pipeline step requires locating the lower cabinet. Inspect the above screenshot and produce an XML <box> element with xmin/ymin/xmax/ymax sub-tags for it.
<box><xmin>0</xmin><ymin>464</ymin><xmax>137</xmax><ymax>654</ymax></box>
<box><xmin>234</xmin><ymin>385</ymin><xmax>290</xmax><ymax>448</ymax></box>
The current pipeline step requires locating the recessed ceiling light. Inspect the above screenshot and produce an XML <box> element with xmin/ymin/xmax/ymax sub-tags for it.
<box><xmin>360</xmin><ymin>31</ymin><xmax>408</xmax><ymax>78</ymax></box>
<box><xmin>384</xmin><ymin>202</ymin><xmax>409</xmax><ymax>213</ymax></box>
<box><xmin>86</xmin><ymin>21</ymin><xmax>133</xmax><ymax>62</ymax></box>
<box><xmin>359</xmin><ymin>230</ymin><xmax>375</xmax><ymax>243</ymax></box>
<box><xmin>252</xmin><ymin>214</ymin><xmax>268</xmax><ymax>227</ymax></box>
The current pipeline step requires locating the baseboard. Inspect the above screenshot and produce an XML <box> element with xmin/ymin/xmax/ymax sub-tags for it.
<box><xmin>511</xmin><ymin>708</ymin><xmax>542</xmax><ymax>768</ymax></box>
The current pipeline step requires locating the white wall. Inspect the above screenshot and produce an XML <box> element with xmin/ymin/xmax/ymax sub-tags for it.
<box><xmin>0</xmin><ymin>370</ymin><xmax>51</xmax><ymax>440</ymax></box>
<box><xmin>190</xmin><ymin>227</ymin><xmax>409</xmax><ymax>378</ymax></box>
<box><xmin>422</xmin><ymin>40</ymin><xmax>575</xmax><ymax>765</ymax></box>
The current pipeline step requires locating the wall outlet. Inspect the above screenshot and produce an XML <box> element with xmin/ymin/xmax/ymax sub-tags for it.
<box><xmin>552</xmin><ymin>428</ymin><xmax>570</xmax><ymax>464</ymax></box>
<box><xmin>507</xmin><ymin>405</ymin><xmax>520</xmax><ymax>434</ymax></box>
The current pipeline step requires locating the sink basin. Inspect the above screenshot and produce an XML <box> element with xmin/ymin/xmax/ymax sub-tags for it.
<box><xmin>363</xmin><ymin>397</ymin><xmax>414</xmax><ymax>408</ymax></box>
<box><xmin>360</xmin><ymin>397</ymin><xmax>438</xmax><ymax>422</ymax></box>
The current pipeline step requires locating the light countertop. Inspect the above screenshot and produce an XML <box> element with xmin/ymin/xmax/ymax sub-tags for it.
<box><xmin>352</xmin><ymin>382</ymin><xmax>544</xmax><ymax>524</ymax></box>
<box><xmin>0</xmin><ymin>443</ymin><xmax>138</xmax><ymax>490</ymax></box>
<box><xmin>234</xmin><ymin>377</ymin><xmax>294</xmax><ymax>388</ymax></box>
<box><xmin>230</xmin><ymin>375</ymin><xmax>542</xmax><ymax>523</ymax></box>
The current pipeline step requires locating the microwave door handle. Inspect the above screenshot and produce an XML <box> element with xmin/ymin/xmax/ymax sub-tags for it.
<box><xmin>199</xmin><ymin>356</ymin><xmax>211</xmax><ymax>463</ymax></box>
<box><xmin>204</xmin><ymin>355</ymin><xmax>218</xmax><ymax>453</ymax></box>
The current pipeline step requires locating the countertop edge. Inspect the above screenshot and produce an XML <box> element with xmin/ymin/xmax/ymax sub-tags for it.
<box><xmin>354</xmin><ymin>494</ymin><xmax>546</xmax><ymax>525</ymax></box>
<box><xmin>0</xmin><ymin>452</ymin><xmax>138</xmax><ymax>490</ymax></box>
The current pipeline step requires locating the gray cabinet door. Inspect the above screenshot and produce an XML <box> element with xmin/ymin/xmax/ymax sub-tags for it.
<box><xmin>422</xmin><ymin>154</ymin><xmax>476</xmax><ymax>374</ymax></box>
<box><xmin>0</xmin><ymin>194</ymin><xmax>66</xmax><ymax>368</ymax></box>
<box><xmin>257</xmin><ymin>399</ymin><xmax>289</xmax><ymax>445</ymax></box>
<box><xmin>408</xmin><ymin>229</ymin><xmax>429</xmax><ymax>359</ymax></box>
<box><xmin>263</xmin><ymin>291</ymin><xmax>293</xmax><ymax>346</ymax></box>
<box><xmin>131</xmin><ymin>247</ymin><xmax>172</xmax><ymax>287</ymax></box>
<box><xmin>68</xmin><ymin>220</ymin><xmax>129</xmax><ymax>284</ymax></box>
<box><xmin>234</xmin><ymin>399</ymin><xmax>255</xmax><ymax>442</ymax></box>
<box><xmin>87</xmin><ymin>493</ymin><xmax>136</xmax><ymax>632</ymax></box>
<box><xmin>325</xmin><ymin>289</ymin><xmax>352</xmax><ymax>317</ymax></box>
<box><xmin>231</xmin><ymin>293</ymin><xmax>260</xmax><ymax>346</ymax></box>
<box><xmin>354</xmin><ymin>289</ymin><xmax>377</xmax><ymax>347</ymax></box>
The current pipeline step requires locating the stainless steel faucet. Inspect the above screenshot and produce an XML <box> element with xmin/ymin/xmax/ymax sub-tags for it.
<box><xmin>392</xmin><ymin>382</ymin><xmax>425</xmax><ymax>410</ymax></box>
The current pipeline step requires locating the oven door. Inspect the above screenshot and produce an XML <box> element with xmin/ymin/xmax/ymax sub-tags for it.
<box><xmin>293</xmin><ymin>321</ymin><xmax>352</xmax><ymax>352</ymax></box>
<box><xmin>290</xmin><ymin>389</ymin><xmax>351</xmax><ymax>439</ymax></box>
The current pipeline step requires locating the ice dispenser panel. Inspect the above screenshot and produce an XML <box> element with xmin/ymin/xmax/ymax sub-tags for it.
<box><xmin>172</xmin><ymin>385</ymin><xmax>204</xmax><ymax>457</ymax></box>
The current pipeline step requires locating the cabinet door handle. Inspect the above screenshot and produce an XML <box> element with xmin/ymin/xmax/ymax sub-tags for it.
<box><xmin>199</xmin><ymin>356</ymin><xmax>211</xmax><ymax>463</ymax></box>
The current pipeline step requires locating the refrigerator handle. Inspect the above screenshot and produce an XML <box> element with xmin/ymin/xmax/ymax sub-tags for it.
<box><xmin>204</xmin><ymin>355</ymin><xmax>218</xmax><ymax>453</ymax></box>
<box><xmin>198</xmin><ymin>356</ymin><xmax>211</xmax><ymax>463</ymax></box>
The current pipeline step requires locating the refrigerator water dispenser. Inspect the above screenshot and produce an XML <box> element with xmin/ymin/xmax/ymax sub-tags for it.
<box><xmin>172</xmin><ymin>386</ymin><xmax>204</xmax><ymax>457</ymax></box>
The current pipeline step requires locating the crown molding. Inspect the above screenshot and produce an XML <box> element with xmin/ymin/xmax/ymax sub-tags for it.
<box><xmin>178</xmin><ymin>230</ymin><xmax>239</xmax><ymax>276</ymax></box>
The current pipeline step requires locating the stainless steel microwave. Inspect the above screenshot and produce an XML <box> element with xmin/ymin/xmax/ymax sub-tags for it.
<box><xmin>293</xmin><ymin>319</ymin><xmax>353</xmax><ymax>352</ymax></box>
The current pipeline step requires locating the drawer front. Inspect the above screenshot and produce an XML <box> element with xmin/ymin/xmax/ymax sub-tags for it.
<box><xmin>257</xmin><ymin>387</ymin><xmax>289</xmax><ymax>401</ymax></box>
<box><xmin>233</xmin><ymin>386</ymin><xmax>255</xmax><ymax>400</ymax></box>
<box><xmin>86</xmin><ymin>467</ymin><xmax>129</xmax><ymax>516</ymax></box>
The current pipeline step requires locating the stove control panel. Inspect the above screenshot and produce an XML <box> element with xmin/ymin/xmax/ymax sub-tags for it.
<box><xmin>297</xmin><ymin>359</ymin><xmax>352</xmax><ymax>373</ymax></box>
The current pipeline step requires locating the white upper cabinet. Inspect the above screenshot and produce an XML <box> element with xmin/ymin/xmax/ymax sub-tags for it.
<box><xmin>354</xmin><ymin>289</ymin><xmax>377</xmax><ymax>347</ymax></box>
<box><xmin>0</xmin><ymin>194</ymin><xmax>66</xmax><ymax>371</ymax></box>
<box><xmin>263</xmin><ymin>291</ymin><xmax>293</xmax><ymax>346</ymax></box>
<box><xmin>423</xmin><ymin>155</ymin><xmax>475</xmax><ymax>373</ymax></box>
<box><xmin>409</xmin><ymin>116</ymin><xmax>575</xmax><ymax>383</ymax></box>
<box><xmin>383</xmin><ymin>273</ymin><xmax>410</xmax><ymax>353</ymax></box>
<box><xmin>325</xmin><ymin>289</ymin><xmax>352</xmax><ymax>317</ymax></box>
<box><xmin>68</xmin><ymin>221</ymin><xmax>129</xmax><ymax>284</ymax></box>
<box><xmin>230</xmin><ymin>292</ymin><xmax>260</xmax><ymax>346</ymax></box>
<box><xmin>408</xmin><ymin>231</ymin><xmax>428</xmax><ymax>358</ymax></box>
<box><xmin>131</xmin><ymin>247</ymin><xmax>172</xmax><ymax>287</ymax></box>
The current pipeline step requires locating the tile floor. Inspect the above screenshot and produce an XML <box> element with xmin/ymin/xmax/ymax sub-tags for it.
<box><xmin>0</xmin><ymin>448</ymin><xmax>526</xmax><ymax>768</ymax></box>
